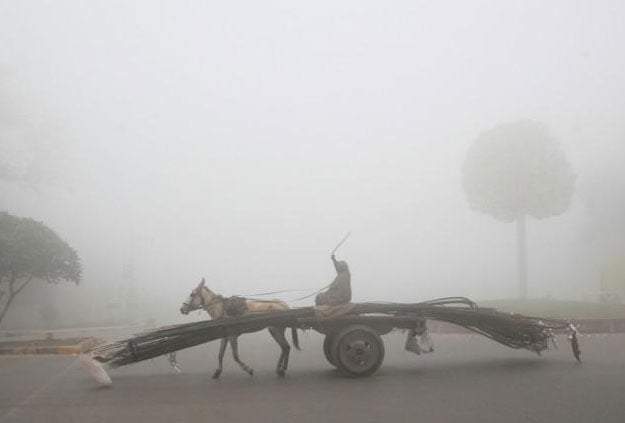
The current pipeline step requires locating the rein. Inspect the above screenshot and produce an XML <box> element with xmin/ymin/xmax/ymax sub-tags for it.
<box><xmin>234</xmin><ymin>287</ymin><xmax>329</xmax><ymax>302</ymax></box>
<box><xmin>237</xmin><ymin>289</ymin><xmax>306</xmax><ymax>296</ymax></box>
<box><xmin>292</xmin><ymin>284</ymin><xmax>331</xmax><ymax>301</ymax></box>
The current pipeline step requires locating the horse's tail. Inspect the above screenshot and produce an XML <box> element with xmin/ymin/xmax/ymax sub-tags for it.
<box><xmin>291</xmin><ymin>326</ymin><xmax>301</xmax><ymax>350</ymax></box>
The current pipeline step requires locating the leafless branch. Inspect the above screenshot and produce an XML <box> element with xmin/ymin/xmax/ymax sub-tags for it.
<box><xmin>13</xmin><ymin>276</ymin><xmax>34</xmax><ymax>297</ymax></box>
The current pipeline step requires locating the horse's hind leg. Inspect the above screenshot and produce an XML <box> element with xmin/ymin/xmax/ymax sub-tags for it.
<box><xmin>229</xmin><ymin>335</ymin><xmax>254</xmax><ymax>376</ymax></box>
<box><xmin>268</xmin><ymin>326</ymin><xmax>290</xmax><ymax>377</ymax></box>
<box><xmin>213</xmin><ymin>337</ymin><xmax>228</xmax><ymax>379</ymax></box>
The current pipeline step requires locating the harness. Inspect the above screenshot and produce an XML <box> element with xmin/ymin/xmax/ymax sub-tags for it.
<box><xmin>221</xmin><ymin>296</ymin><xmax>247</xmax><ymax>316</ymax></box>
<box><xmin>183</xmin><ymin>288</ymin><xmax>248</xmax><ymax>316</ymax></box>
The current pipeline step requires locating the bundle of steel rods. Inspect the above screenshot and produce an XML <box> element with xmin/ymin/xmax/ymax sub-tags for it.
<box><xmin>90</xmin><ymin>298</ymin><xmax>578</xmax><ymax>368</ymax></box>
<box><xmin>418</xmin><ymin>306</ymin><xmax>566</xmax><ymax>351</ymax></box>
<box><xmin>352</xmin><ymin>299</ymin><xmax>577</xmax><ymax>359</ymax></box>
<box><xmin>91</xmin><ymin>308</ymin><xmax>315</xmax><ymax>367</ymax></box>
<box><xmin>355</xmin><ymin>299</ymin><xmax>572</xmax><ymax>353</ymax></box>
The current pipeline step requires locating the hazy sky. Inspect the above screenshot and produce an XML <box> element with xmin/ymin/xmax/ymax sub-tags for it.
<box><xmin>1</xmin><ymin>1</ymin><xmax>624</xmax><ymax>324</ymax></box>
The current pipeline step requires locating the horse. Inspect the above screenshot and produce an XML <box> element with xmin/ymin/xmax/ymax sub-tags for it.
<box><xmin>180</xmin><ymin>278</ymin><xmax>300</xmax><ymax>378</ymax></box>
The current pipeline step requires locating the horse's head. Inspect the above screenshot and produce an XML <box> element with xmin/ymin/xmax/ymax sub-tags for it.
<box><xmin>180</xmin><ymin>278</ymin><xmax>214</xmax><ymax>315</ymax></box>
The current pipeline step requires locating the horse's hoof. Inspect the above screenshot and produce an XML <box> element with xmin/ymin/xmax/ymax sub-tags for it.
<box><xmin>277</xmin><ymin>369</ymin><xmax>286</xmax><ymax>377</ymax></box>
<box><xmin>212</xmin><ymin>370</ymin><xmax>222</xmax><ymax>379</ymax></box>
<box><xmin>247</xmin><ymin>368</ymin><xmax>254</xmax><ymax>377</ymax></box>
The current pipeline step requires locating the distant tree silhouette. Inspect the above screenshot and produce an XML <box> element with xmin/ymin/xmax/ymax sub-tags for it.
<box><xmin>0</xmin><ymin>212</ymin><xmax>81</xmax><ymax>326</ymax></box>
<box><xmin>463</xmin><ymin>120</ymin><xmax>575</xmax><ymax>298</ymax></box>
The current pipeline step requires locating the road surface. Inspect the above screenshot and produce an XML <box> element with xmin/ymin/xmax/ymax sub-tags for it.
<box><xmin>1</xmin><ymin>332</ymin><xmax>624</xmax><ymax>422</ymax></box>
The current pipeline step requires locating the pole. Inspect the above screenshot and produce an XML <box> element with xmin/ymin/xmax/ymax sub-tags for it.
<box><xmin>517</xmin><ymin>215</ymin><xmax>528</xmax><ymax>299</ymax></box>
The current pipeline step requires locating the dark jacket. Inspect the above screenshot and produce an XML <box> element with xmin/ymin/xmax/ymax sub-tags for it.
<box><xmin>315</xmin><ymin>257</ymin><xmax>351</xmax><ymax>306</ymax></box>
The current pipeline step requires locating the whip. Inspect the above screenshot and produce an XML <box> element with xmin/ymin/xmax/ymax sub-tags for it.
<box><xmin>292</xmin><ymin>232</ymin><xmax>352</xmax><ymax>301</ymax></box>
<box><xmin>331</xmin><ymin>231</ymin><xmax>351</xmax><ymax>256</ymax></box>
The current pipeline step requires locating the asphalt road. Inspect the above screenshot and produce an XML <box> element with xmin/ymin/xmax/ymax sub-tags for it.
<box><xmin>1</xmin><ymin>332</ymin><xmax>624</xmax><ymax>423</ymax></box>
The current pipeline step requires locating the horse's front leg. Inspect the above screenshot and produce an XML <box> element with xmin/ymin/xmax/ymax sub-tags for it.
<box><xmin>213</xmin><ymin>337</ymin><xmax>228</xmax><ymax>379</ymax></box>
<box><xmin>229</xmin><ymin>335</ymin><xmax>254</xmax><ymax>376</ymax></box>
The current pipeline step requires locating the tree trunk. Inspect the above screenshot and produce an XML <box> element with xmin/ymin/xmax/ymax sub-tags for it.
<box><xmin>0</xmin><ymin>292</ymin><xmax>15</xmax><ymax>326</ymax></box>
<box><xmin>517</xmin><ymin>215</ymin><xmax>528</xmax><ymax>299</ymax></box>
<box><xmin>0</xmin><ymin>276</ymin><xmax>33</xmax><ymax>327</ymax></box>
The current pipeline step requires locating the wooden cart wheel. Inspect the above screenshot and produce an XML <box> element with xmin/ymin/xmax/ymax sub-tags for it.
<box><xmin>323</xmin><ymin>334</ymin><xmax>337</xmax><ymax>367</ymax></box>
<box><xmin>331</xmin><ymin>325</ymin><xmax>385</xmax><ymax>377</ymax></box>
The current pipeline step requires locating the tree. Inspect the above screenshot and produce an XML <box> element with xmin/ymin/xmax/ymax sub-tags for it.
<box><xmin>0</xmin><ymin>211</ymin><xmax>81</xmax><ymax>326</ymax></box>
<box><xmin>462</xmin><ymin>120</ymin><xmax>575</xmax><ymax>298</ymax></box>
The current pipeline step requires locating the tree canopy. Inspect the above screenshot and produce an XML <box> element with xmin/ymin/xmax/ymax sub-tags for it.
<box><xmin>462</xmin><ymin>120</ymin><xmax>575</xmax><ymax>222</ymax></box>
<box><xmin>0</xmin><ymin>211</ymin><xmax>81</xmax><ymax>325</ymax></box>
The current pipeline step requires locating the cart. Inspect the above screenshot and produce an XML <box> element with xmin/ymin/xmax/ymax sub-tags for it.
<box><xmin>84</xmin><ymin>298</ymin><xmax>580</xmax><ymax>384</ymax></box>
<box><xmin>297</xmin><ymin>313</ymin><xmax>428</xmax><ymax>377</ymax></box>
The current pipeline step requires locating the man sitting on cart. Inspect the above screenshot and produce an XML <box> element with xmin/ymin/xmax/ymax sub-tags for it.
<box><xmin>315</xmin><ymin>254</ymin><xmax>352</xmax><ymax>307</ymax></box>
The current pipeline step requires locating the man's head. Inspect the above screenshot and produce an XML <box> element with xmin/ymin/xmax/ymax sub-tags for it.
<box><xmin>335</xmin><ymin>260</ymin><xmax>349</xmax><ymax>274</ymax></box>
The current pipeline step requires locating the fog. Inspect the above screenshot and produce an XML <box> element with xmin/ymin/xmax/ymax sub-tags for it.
<box><xmin>1</xmin><ymin>1</ymin><xmax>624</xmax><ymax>328</ymax></box>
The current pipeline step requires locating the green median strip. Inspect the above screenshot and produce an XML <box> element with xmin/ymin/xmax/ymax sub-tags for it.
<box><xmin>0</xmin><ymin>337</ymin><xmax>103</xmax><ymax>355</ymax></box>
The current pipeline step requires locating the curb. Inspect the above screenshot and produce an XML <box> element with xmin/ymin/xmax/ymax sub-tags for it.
<box><xmin>428</xmin><ymin>318</ymin><xmax>625</xmax><ymax>334</ymax></box>
<box><xmin>569</xmin><ymin>318</ymin><xmax>625</xmax><ymax>334</ymax></box>
<box><xmin>0</xmin><ymin>337</ymin><xmax>103</xmax><ymax>356</ymax></box>
<box><xmin>0</xmin><ymin>323</ymin><xmax>144</xmax><ymax>339</ymax></box>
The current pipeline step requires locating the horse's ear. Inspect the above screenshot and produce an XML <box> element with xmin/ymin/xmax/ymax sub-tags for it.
<box><xmin>200</xmin><ymin>277</ymin><xmax>206</xmax><ymax>287</ymax></box>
